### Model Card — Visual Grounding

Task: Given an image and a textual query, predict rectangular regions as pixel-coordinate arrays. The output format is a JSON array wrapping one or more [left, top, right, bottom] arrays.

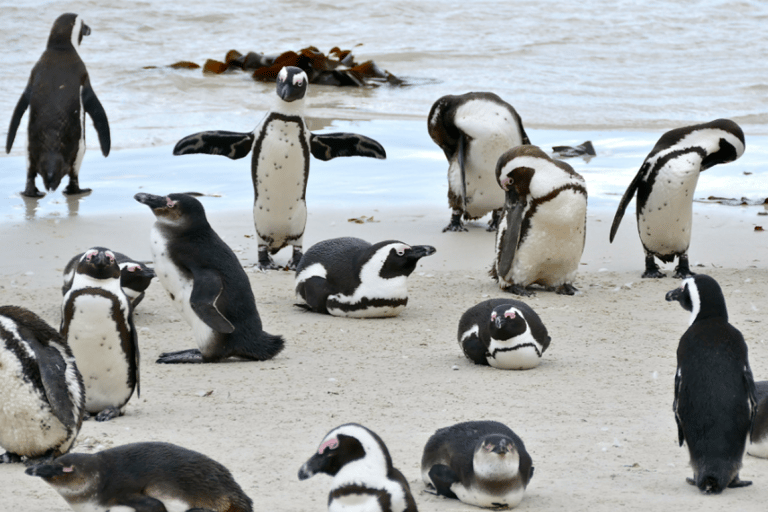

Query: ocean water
[[1, 0, 767, 221]]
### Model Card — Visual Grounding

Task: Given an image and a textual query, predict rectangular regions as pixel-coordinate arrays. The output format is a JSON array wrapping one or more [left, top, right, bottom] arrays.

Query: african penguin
[[748, 381, 768, 458], [665, 274, 757, 494], [294, 236, 436, 318], [173, 65, 386, 270], [421, 420, 534, 509], [610, 119, 745, 278], [458, 298, 551, 369], [428, 92, 531, 232], [491, 145, 587, 296], [63, 249, 156, 308], [298, 423, 418, 512], [26, 441, 253, 512], [0, 306, 84, 464], [61, 248, 139, 421], [135, 192, 285, 363], [5, 13, 110, 198]]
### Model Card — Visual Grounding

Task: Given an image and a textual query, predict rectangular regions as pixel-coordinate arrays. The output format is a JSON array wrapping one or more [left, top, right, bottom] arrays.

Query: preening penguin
[[63, 250, 155, 308], [428, 92, 531, 232], [0, 306, 84, 463], [173, 66, 386, 270], [747, 381, 768, 458], [294, 236, 436, 318], [610, 119, 745, 278], [666, 274, 757, 494], [26, 442, 253, 512], [298, 423, 418, 512], [135, 192, 285, 363], [458, 298, 550, 369], [61, 248, 139, 422], [6, 13, 110, 198], [490, 145, 587, 296], [421, 420, 534, 509]]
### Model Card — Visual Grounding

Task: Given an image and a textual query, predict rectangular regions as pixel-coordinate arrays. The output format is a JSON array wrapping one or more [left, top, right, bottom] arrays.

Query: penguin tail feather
[[293, 303, 314, 312], [244, 332, 285, 361]]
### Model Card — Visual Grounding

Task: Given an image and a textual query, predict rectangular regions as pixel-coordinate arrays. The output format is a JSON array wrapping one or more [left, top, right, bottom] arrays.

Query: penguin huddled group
[[1, 10, 766, 512]]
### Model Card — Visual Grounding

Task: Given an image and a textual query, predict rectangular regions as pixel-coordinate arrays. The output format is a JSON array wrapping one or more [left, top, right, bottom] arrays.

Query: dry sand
[[1, 203, 768, 511]]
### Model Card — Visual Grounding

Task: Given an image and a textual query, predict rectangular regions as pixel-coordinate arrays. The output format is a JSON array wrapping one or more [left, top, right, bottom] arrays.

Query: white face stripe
[[683, 277, 700, 326], [71, 16, 83, 51], [652, 128, 745, 164]]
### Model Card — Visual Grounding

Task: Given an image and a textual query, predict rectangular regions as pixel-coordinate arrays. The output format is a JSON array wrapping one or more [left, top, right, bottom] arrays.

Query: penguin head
[[665, 274, 728, 325], [474, 435, 520, 479], [48, 13, 90, 50], [76, 248, 121, 281], [490, 305, 528, 340], [699, 119, 746, 171], [298, 423, 392, 481], [26, 453, 99, 494], [134, 192, 209, 231], [495, 145, 540, 202], [276, 66, 308, 103], [374, 242, 436, 279], [120, 262, 156, 292]]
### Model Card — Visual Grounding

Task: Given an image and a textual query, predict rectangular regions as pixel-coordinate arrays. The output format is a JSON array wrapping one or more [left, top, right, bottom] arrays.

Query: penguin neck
[[272, 96, 307, 118]]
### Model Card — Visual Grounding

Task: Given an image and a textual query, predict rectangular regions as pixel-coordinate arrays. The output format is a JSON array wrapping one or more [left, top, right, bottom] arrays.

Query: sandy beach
[[1, 199, 767, 511]]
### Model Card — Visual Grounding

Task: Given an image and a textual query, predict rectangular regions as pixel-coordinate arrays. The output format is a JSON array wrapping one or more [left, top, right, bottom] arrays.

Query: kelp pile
[[164, 46, 403, 87]]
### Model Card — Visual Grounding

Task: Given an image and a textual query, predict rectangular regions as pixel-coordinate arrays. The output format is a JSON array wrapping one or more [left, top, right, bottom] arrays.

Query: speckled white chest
[[487, 327, 542, 370], [253, 116, 309, 249], [150, 225, 215, 352], [455, 452, 524, 508], [66, 499, 191, 512], [63, 280, 131, 414]]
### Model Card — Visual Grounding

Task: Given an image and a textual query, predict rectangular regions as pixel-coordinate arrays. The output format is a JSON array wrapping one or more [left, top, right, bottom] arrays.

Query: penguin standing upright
[[135, 192, 285, 363], [0, 306, 84, 463], [428, 92, 531, 232], [665, 274, 756, 494], [298, 423, 418, 512], [26, 442, 253, 512], [61, 248, 139, 421], [610, 119, 745, 278], [421, 420, 534, 508], [491, 145, 588, 296], [63, 249, 155, 308], [457, 298, 550, 369], [294, 236, 435, 318], [173, 66, 386, 270], [5, 13, 110, 197]]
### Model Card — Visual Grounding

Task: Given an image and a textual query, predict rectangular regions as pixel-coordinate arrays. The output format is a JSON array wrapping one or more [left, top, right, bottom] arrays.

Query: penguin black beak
[[493, 439, 511, 454], [25, 463, 64, 478], [82, 23, 91, 37], [298, 454, 322, 481], [665, 287, 683, 303], [134, 193, 168, 210], [407, 245, 436, 260], [494, 315, 505, 329], [277, 75, 307, 102]]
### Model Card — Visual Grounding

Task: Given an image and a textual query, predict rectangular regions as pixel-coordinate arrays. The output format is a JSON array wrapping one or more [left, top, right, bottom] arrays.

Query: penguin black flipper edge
[[6, 82, 31, 153], [27, 339, 78, 431], [497, 193, 524, 279], [428, 464, 460, 499], [609, 161, 648, 243], [189, 269, 236, 334], [130, 315, 140, 398], [173, 130, 255, 160], [81, 80, 110, 157], [309, 132, 386, 161], [674, 367, 684, 446]]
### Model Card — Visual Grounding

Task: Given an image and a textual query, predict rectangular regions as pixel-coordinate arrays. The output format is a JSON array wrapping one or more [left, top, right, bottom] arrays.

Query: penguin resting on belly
[[610, 119, 745, 278], [173, 66, 386, 271]]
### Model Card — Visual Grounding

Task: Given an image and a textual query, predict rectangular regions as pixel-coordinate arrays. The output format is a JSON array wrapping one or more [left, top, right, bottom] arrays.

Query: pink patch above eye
[[505, 311, 516, 319], [127, 265, 140, 272], [491, 312, 497, 320], [62, 466, 74, 473], [318, 438, 338, 454]]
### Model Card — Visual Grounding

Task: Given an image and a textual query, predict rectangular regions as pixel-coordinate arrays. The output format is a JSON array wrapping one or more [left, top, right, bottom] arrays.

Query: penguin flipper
[[309, 132, 386, 161], [189, 269, 236, 333], [609, 162, 648, 243], [428, 464, 459, 500], [497, 194, 524, 279], [745, 364, 758, 439], [82, 80, 111, 157], [6, 83, 31, 153], [296, 276, 331, 314], [27, 339, 78, 431], [674, 367, 685, 446], [173, 130, 255, 160], [461, 332, 491, 366], [458, 132, 467, 211], [129, 315, 140, 399]]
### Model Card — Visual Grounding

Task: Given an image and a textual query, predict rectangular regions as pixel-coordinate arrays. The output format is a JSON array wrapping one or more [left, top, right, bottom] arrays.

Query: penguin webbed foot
[[287, 247, 303, 271], [22, 451, 56, 467], [728, 475, 752, 488], [157, 348, 205, 364], [555, 283, 579, 295], [0, 451, 22, 464], [642, 255, 666, 278], [503, 284, 535, 297], [673, 255, 696, 279], [94, 406, 122, 422], [62, 184, 92, 196], [443, 212, 468, 232], [257, 248, 283, 271], [21, 186, 45, 198]]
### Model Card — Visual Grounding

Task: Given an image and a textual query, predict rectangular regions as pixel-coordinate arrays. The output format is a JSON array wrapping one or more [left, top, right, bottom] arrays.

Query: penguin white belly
[[327, 275, 408, 318], [65, 294, 131, 414], [487, 330, 541, 369], [748, 437, 768, 458], [329, 493, 384, 512], [73, 85, 86, 176], [253, 119, 308, 250], [639, 165, 700, 255], [0, 347, 67, 456], [452, 482, 525, 509], [511, 191, 586, 287], [150, 227, 215, 352]]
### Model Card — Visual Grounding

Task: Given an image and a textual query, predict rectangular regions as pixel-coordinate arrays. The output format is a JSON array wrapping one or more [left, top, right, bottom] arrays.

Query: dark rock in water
[[552, 140, 596, 158], [167, 61, 201, 69], [696, 196, 768, 206], [167, 45, 403, 87]]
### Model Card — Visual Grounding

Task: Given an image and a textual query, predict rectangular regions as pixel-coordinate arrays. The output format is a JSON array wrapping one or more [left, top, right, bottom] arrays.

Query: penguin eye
[[396, 249, 405, 256], [106, 252, 115, 263], [483, 443, 494, 452], [491, 312, 497, 321], [505, 311, 515, 319]]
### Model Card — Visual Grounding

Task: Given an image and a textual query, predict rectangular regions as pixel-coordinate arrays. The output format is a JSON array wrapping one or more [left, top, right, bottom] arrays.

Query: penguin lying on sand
[[63, 249, 155, 308], [173, 66, 386, 271], [666, 274, 756, 494], [61, 248, 139, 421], [6, 13, 110, 198], [458, 298, 550, 369], [490, 145, 587, 296], [428, 92, 531, 232], [0, 306, 84, 463], [135, 192, 285, 363], [422, 420, 534, 509], [299, 423, 418, 512], [26, 441, 253, 512], [294, 236, 436, 318], [747, 381, 768, 458], [610, 119, 745, 278]]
